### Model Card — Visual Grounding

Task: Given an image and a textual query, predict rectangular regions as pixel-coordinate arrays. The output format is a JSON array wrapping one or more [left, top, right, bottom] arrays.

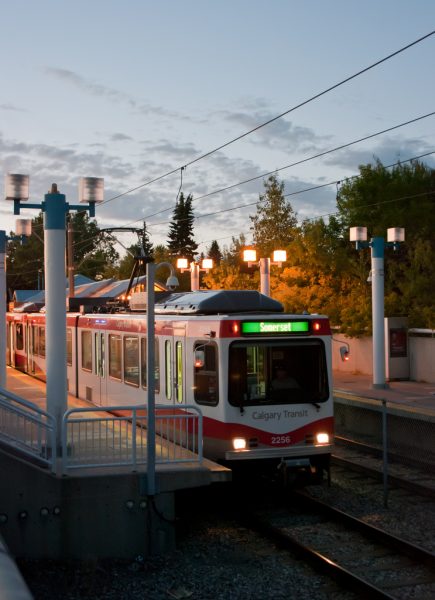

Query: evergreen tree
[[139, 221, 154, 261], [207, 240, 223, 265], [6, 211, 119, 292], [250, 175, 299, 257], [167, 193, 198, 260]]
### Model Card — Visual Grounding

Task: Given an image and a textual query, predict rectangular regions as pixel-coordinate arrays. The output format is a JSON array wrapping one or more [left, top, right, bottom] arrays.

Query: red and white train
[[6, 290, 334, 479]]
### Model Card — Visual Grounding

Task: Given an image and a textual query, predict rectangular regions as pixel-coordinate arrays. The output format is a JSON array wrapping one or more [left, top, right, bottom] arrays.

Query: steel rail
[[240, 511, 396, 600], [332, 454, 435, 500], [335, 435, 435, 473], [293, 490, 435, 569]]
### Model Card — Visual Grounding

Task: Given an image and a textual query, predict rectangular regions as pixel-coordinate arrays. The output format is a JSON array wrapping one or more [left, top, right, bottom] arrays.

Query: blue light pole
[[350, 226, 405, 389], [0, 220, 32, 387], [5, 174, 104, 455]]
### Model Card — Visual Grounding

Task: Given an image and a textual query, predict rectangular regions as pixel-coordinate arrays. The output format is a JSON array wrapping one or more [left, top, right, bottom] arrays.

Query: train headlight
[[316, 433, 330, 445], [232, 438, 247, 450]]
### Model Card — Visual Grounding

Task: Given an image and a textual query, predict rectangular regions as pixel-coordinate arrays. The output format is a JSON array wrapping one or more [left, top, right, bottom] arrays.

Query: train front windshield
[[228, 339, 328, 407]]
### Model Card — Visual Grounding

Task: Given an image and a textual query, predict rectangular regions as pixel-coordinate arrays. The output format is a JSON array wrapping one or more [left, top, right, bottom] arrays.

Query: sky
[[1, 0, 434, 260]]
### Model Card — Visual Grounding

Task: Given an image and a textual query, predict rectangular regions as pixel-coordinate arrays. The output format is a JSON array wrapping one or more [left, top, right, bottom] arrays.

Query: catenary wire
[[133, 112, 435, 225], [99, 30, 435, 208]]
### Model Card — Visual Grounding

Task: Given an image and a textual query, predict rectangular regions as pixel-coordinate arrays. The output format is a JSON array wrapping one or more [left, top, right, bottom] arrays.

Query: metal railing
[[61, 404, 203, 472], [0, 386, 56, 470]]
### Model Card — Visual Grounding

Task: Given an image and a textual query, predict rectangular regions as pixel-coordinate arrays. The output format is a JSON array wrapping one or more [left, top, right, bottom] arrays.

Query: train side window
[[16, 323, 24, 351], [66, 328, 72, 366], [38, 327, 46, 357], [165, 340, 172, 400], [81, 330, 92, 371], [124, 336, 139, 387], [109, 334, 122, 380], [194, 342, 219, 406], [141, 338, 160, 392]]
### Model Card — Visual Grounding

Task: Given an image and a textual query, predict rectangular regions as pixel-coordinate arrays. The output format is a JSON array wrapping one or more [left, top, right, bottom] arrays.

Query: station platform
[[0, 367, 231, 560], [4, 366, 231, 487], [333, 371, 435, 415]]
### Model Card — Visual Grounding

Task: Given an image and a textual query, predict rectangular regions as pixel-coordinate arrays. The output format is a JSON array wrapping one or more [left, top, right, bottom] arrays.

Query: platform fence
[[334, 396, 435, 505], [0, 386, 56, 470], [61, 404, 203, 472]]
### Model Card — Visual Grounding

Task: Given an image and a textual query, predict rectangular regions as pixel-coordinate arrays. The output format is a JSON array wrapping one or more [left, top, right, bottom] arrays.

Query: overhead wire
[[99, 30, 435, 208], [129, 113, 435, 227]]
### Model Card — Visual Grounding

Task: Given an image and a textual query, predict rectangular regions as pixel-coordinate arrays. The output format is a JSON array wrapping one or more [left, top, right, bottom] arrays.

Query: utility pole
[[67, 219, 74, 298]]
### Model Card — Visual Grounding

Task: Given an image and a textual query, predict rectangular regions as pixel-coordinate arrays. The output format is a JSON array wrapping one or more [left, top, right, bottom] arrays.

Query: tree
[[6, 212, 119, 293], [202, 234, 256, 290], [167, 193, 198, 260], [68, 212, 119, 280], [250, 175, 299, 257], [336, 159, 435, 329], [139, 221, 154, 262], [6, 213, 44, 293], [207, 240, 223, 265]]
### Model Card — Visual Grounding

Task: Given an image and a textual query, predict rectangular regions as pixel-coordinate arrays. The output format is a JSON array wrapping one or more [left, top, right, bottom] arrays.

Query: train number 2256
[[271, 435, 291, 445]]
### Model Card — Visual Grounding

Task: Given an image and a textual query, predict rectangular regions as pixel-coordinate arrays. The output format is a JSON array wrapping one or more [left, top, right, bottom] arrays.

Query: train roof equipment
[[152, 289, 284, 315]]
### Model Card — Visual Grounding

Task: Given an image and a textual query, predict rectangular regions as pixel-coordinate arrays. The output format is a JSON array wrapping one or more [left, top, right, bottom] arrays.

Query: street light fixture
[[176, 258, 213, 291], [4, 173, 104, 457], [350, 226, 405, 389], [242, 248, 287, 297], [0, 219, 32, 387]]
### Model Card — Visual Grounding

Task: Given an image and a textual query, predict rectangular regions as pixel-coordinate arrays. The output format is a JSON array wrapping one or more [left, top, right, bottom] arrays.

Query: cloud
[[323, 137, 435, 170], [110, 133, 133, 142], [141, 139, 200, 160], [44, 67, 192, 120], [0, 103, 27, 112], [214, 108, 331, 153]]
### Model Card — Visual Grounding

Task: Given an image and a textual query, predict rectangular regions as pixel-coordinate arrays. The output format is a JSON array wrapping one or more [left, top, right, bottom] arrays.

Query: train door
[[9, 322, 16, 368], [94, 331, 106, 405], [163, 333, 186, 404], [28, 324, 36, 374], [175, 339, 184, 404], [6, 321, 11, 366]]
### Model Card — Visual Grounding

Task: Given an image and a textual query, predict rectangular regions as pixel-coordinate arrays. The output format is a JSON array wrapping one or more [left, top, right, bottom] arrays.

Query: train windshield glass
[[228, 339, 328, 406]]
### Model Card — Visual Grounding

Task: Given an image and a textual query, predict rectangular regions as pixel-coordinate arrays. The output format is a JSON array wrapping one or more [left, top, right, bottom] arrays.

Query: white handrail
[[0, 386, 56, 471], [61, 404, 203, 472]]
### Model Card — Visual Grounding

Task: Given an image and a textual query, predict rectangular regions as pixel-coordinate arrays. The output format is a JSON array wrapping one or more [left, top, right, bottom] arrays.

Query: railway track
[[240, 490, 435, 599], [333, 436, 435, 500]]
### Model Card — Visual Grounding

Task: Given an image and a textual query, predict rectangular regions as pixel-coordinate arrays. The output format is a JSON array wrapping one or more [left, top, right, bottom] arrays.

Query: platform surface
[[3, 367, 231, 487], [333, 370, 435, 415]]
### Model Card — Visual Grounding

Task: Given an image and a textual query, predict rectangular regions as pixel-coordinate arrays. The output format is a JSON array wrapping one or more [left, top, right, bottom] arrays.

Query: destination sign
[[241, 321, 309, 334]]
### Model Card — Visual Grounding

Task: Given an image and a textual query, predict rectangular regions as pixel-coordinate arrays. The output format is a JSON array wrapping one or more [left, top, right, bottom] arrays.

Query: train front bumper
[[224, 443, 334, 462]]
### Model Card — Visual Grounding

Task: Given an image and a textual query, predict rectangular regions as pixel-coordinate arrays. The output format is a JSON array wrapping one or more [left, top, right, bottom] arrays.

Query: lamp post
[[243, 248, 287, 297], [176, 258, 213, 291], [145, 262, 179, 496], [350, 226, 405, 389], [0, 218, 32, 387], [5, 174, 104, 454]]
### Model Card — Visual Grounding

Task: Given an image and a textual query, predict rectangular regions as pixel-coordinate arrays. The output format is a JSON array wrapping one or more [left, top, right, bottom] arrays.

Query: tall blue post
[[0, 232, 7, 388], [371, 237, 387, 389], [146, 262, 156, 495], [44, 185, 68, 450], [7, 175, 103, 465]]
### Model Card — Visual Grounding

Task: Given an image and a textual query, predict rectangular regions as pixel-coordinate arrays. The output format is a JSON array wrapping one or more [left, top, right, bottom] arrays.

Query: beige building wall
[[332, 332, 435, 383]]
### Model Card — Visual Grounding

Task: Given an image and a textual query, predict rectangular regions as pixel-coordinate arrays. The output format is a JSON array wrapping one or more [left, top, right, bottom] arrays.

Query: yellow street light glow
[[243, 249, 257, 262], [273, 250, 287, 263], [177, 258, 189, 270], [201, 258, 213, 270]]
